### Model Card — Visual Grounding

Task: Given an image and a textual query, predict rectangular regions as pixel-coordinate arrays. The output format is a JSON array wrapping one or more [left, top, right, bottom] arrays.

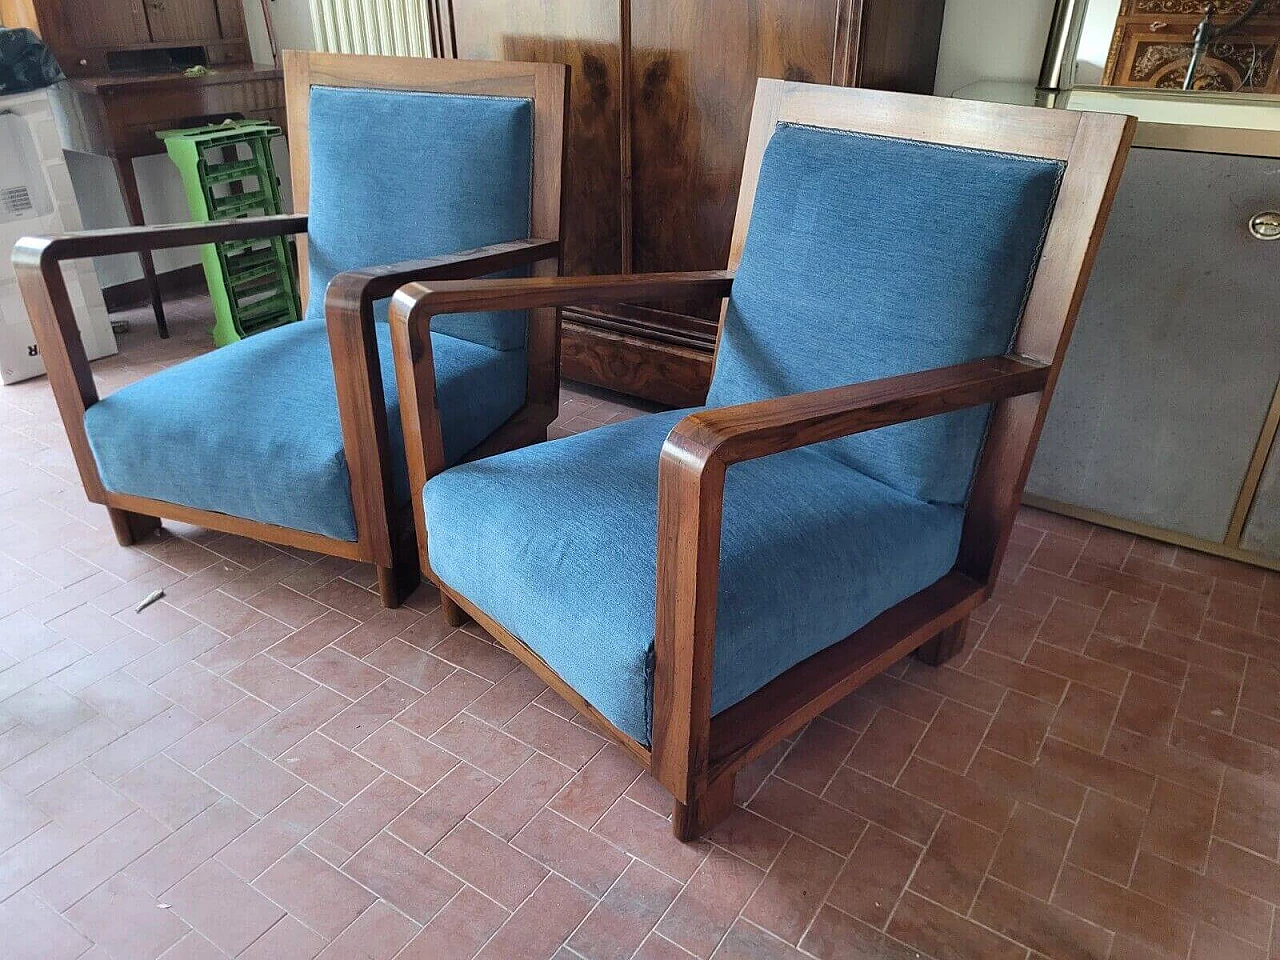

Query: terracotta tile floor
[[3, 296, 1280, 960]]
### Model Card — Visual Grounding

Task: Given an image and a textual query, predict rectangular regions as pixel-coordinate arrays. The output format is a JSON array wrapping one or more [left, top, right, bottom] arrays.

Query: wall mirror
[[1044, 0, 1279, 93]]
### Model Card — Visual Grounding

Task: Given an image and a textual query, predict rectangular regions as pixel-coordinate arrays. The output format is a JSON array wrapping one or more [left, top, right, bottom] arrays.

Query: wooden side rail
[[649, 356, 1051, 812], [322, 239, 562, 580], [388, 270, 736, 573]]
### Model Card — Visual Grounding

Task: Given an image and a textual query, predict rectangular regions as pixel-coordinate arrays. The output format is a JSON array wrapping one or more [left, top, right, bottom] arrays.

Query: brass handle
[[1250, 211, 1280, 241]]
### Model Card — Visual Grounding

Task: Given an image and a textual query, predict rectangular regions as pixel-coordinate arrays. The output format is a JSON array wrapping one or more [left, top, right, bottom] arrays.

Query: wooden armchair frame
[[390, 80, 1134, 838], [13, 51, 567, 608]]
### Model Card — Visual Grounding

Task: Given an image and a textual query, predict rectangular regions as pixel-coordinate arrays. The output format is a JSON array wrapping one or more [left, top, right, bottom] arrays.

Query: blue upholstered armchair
[[390, 81, 1134, 839], [14, 53, 567, 607]]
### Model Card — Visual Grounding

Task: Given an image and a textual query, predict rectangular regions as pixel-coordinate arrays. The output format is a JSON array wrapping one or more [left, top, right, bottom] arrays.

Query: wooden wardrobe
[[432, 0, 948, 404]]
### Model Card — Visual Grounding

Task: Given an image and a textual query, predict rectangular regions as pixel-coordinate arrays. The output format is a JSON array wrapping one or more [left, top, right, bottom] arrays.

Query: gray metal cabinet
[[1026, 145, 1280, 568]]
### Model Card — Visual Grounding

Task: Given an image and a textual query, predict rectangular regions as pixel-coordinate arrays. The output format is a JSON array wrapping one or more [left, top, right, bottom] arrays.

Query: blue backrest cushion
[[304, 85, 533, 350], [707, 122, 1064, 504]]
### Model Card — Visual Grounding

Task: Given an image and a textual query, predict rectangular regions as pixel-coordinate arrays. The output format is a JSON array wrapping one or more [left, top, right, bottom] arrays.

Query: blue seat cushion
[[709, 122, 1065, 504], [85, 319, 525, 542], [304, 85, 533, 350], [425, 410, 965, 745]]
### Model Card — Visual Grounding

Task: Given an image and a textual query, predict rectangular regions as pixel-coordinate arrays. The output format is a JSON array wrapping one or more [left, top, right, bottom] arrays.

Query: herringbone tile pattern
[[2, 298, 1280, 959]]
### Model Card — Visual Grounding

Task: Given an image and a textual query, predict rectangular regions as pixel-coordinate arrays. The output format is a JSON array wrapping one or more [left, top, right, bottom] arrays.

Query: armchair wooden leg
[[916, 618, 968, 667], [672, 772, 736, 841], [440, 592, 469, 628], [375, 530, 423, 609], [107, 507, 160, 546]]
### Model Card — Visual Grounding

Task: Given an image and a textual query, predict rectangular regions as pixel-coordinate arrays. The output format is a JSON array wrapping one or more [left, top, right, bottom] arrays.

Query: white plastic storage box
[[0, 87, 115, 385]]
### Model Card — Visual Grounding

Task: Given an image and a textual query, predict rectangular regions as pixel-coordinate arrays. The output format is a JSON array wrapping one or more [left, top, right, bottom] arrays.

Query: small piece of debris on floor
[[134, 589, 165, 613]]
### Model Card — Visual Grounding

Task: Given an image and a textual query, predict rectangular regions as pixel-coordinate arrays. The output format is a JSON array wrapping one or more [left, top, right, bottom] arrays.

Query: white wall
[[67, 1, 313, 289], [934, 0, 1059, 96]]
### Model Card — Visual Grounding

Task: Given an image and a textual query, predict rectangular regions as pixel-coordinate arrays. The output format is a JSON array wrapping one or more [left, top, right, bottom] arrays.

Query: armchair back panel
[[719, 80, 1134, 588], [282, 50, 567, 402], [304, 85, 533, 350], [708, 123, 1064, 504]]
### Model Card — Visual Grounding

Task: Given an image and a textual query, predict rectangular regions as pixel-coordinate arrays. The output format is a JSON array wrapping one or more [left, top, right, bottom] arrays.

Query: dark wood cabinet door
[[448, 1, 625, 281], [629, 0, 849, 325], [66, 0, 150, 48], [142, 0, 221, 43]]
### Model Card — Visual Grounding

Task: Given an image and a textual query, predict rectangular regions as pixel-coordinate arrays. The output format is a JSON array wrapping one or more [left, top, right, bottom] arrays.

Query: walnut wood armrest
[[649, 354, 1049, 802], [390, 270, 734, 320], [323, 238, 561, 564], [664, 355, 1050, 469], [14, 214, 308, 262], [388, 270, 735, 555], [9, 214, 309, 503]]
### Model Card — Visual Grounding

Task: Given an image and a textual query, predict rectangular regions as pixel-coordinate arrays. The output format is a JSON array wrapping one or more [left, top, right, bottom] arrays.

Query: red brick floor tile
[[1115, 673, 1181, 739], [549, 741, 643, 829], [344, 831, 461, 924], [362, 636, 455, 693], [824, 822, 918, 929], [3, 889, 94, 960], [239, 916, 327, 960], [356, 720, 457, 792], [971, 877, 1113, 960], [984, 689, 1057, 762], [512, 809, 631, 898], [801, 905, 921, 960], [1140, 778, 1216, 871], [909, 812, 1000, 913], [254, 846, 376, 939], [1052, 863, 1194, 957], [659, 847, 765, 958], [742, 834, 843, 945], [165, 859, 284, 955], [217, 785, 336, 881], [126, 798, 254, 895], [987, 800, 1074, 901], [503, 702, 606, 770], [400, 886, 509, 960], [896, 756, 1015, 833], [1050, 681, 1119, 753], [1216, 767, 1280, 858], [475, 873, 595, 960], [32, 808, 167, 910], [429, 819, 548, 910], [470, 752, 575, 841], [431, 710, 533, 780], [1067, 790, 1145, 883], [1130, 850, 1271, 947], [844, 706, 927, 782], [115, 754, 220, 830], [912, 697, 991, 774], [66, 873, 191, 959], [278, 732, 381, 803], [297, 646, 387, 701], [395, 668, 490, 737], [888, 890, 1026, 960], [1038, 736, 1156, 807], [567, 858, 683, 960], [197, 742, 302, 815], [320, 677, 420, 749], [771, 716, 860, 792], [315, 899, 418, 960], [308, 772, 420, 863]]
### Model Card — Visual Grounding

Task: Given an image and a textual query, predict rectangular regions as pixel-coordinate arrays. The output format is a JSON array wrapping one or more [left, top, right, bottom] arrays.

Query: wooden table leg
[[111, 155, 169, 338]]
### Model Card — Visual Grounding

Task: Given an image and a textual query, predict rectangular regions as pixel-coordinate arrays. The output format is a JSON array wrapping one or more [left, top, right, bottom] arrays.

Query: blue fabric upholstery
[[709, 123, 1064, 504], [85, 320, 525, 542], [425, 411, 965, 745], [304, 85, 533, 349]]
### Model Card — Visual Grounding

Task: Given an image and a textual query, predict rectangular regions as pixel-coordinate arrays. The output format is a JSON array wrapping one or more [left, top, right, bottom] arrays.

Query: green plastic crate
[[159, 120, 302, 346]]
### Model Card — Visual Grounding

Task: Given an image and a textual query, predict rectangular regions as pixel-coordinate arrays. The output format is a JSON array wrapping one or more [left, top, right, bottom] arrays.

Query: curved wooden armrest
[[389, 270, 735, 331], [662, 355, 1050, 472], [649, 354, 1049, 801], [12, 214, 308, 264], [324, 238, 561, 309], [323, 238, 561, 563]]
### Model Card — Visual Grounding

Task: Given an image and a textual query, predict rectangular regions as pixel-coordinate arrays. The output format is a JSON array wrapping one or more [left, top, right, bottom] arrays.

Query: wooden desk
[[51, 64, 285, 336]]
